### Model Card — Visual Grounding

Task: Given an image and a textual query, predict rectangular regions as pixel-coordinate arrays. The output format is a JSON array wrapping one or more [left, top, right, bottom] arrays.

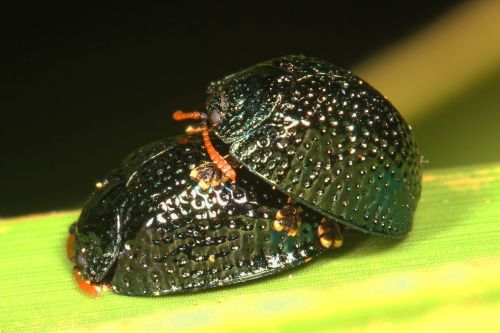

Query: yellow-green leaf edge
[[1, 163, 499, 333]]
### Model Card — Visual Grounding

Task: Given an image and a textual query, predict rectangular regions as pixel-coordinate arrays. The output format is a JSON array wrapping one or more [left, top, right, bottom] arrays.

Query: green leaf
[[1, 163, 499, 332]]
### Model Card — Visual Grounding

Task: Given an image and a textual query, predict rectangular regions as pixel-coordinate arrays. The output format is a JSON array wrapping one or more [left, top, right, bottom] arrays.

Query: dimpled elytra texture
[[72, 136, 325, 296], [72, 169, 126, 282], [207, 55, 422, 237]]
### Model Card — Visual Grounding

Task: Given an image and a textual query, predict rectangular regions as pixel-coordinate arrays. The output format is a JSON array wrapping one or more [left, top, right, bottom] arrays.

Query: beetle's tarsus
[[190, 162, 230, 190], [273, 203, 302, 236], [317, 218, 343, 249]]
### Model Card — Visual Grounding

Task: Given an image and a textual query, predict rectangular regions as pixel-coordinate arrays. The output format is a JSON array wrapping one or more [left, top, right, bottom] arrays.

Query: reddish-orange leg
[[172, 110, 236, 182], [67, 234, 103, 297], [73, 268, 102, 297], [199, 124, 236, 181]]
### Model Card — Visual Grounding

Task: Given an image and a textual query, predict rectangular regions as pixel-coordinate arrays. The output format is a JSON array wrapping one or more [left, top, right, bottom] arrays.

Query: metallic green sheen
[[71, 136, 326, 296], [206, 55, 422, 237]]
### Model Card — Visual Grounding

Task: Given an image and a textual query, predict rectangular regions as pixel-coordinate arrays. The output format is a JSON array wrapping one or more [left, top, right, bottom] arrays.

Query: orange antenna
[[172, 110, 236, 182], [201, 125, 236, 181], [172, 110, 204, 121]]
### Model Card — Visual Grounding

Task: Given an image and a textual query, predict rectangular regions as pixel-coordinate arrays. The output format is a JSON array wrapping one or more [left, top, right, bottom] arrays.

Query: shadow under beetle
[[68, 55, 421, 296]]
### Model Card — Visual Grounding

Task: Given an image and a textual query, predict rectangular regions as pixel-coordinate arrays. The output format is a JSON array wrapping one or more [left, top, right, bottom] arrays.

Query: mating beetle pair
[[68, 55, 422, 296]]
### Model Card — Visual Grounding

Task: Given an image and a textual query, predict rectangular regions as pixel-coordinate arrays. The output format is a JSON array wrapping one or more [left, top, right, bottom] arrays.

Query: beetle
[[174, 55, 422, 238], [68, 136, 341, 296], [69, 55, 421, 296]]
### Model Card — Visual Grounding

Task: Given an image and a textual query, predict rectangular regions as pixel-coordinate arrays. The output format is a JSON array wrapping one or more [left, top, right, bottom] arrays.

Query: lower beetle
[[68, 136, 342, 296]]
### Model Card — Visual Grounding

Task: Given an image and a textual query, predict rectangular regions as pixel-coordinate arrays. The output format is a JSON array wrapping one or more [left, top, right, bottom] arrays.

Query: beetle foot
[[190, 162, 229, 191], [273, 204, 302, 236], [72, 267, 105, 297], [173, 110, 238, 182], [317, 218, 343, 249]]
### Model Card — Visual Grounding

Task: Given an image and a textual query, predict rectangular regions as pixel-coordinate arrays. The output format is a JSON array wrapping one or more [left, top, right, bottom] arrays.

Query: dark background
[[1, 1, 463, 217]]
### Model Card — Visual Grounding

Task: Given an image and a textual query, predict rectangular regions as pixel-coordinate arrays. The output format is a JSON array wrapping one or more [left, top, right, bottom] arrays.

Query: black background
[[1, 1, 462, 216]]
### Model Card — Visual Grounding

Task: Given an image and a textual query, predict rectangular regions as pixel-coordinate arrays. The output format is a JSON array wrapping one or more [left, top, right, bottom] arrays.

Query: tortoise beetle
[[68, 136, 338, 296], [69, 55, 422, 296], [174, 55, 422, 238]]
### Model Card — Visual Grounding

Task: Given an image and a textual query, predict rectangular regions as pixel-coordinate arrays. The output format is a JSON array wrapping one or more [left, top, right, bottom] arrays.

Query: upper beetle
[[174, 55, 422, 238]]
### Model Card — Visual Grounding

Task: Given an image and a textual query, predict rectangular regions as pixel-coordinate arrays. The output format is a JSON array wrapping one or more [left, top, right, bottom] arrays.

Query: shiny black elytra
[[205, 55, 422, 237], [70, 137, 326, 296], [70, 55, 422, 296]]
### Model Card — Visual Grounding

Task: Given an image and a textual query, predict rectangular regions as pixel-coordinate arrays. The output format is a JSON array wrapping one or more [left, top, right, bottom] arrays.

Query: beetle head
[[205, 60, 288, 144], [205, 55, 335, 144]]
